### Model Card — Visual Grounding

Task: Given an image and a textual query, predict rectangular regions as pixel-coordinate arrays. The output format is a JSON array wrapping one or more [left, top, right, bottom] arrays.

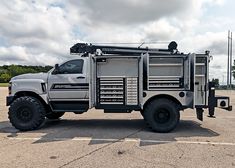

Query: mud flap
[[196, 108, 204, 121]]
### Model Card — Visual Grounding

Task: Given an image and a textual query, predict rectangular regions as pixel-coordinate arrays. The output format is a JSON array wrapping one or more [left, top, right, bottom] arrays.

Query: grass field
[[0, 83, 8, 87]]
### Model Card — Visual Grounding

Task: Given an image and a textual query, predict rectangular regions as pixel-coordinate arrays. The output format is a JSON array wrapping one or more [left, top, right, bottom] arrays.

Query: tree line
[[0, 65, 53, 83]]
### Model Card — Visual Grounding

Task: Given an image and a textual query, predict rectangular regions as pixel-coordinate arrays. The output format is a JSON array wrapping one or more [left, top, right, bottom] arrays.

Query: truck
[[6, 41, 232, 132]]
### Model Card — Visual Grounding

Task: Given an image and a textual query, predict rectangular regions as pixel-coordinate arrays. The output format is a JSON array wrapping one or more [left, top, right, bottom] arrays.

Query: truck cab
[[46, 58, 90, 113], [48, 58, 89, 100]]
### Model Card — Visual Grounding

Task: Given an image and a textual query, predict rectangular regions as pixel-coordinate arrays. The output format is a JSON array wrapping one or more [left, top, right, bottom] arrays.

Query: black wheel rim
[[154, 108, 170, 124], [17, 106, 33, 122]]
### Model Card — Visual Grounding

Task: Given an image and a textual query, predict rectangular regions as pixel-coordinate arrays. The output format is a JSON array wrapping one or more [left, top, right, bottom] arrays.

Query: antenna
[[138, 42, 145, 48]]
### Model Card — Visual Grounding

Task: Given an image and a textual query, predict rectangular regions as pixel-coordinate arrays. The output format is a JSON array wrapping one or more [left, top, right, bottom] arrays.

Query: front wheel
[[143, 98, 180, 133], [8, 96, 46, 131]]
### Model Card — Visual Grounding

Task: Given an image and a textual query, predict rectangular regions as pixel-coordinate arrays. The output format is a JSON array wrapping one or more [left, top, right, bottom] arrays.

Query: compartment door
[[194, 55, 207, 106]]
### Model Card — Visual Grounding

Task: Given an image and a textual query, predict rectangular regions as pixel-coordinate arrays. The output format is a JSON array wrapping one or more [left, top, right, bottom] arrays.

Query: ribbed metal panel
[[99, 78, 124, 104], [126, 78, 138, 105]]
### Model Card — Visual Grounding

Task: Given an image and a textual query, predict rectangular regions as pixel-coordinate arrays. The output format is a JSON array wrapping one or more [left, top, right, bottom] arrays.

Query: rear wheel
[[143, 98, 180, 133], [8, 96, 46, 131], [46, 112, 65, 119]]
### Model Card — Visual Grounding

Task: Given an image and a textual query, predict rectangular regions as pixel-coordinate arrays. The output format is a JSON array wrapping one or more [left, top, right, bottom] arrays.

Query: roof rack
[[70, 41, 178, 56]]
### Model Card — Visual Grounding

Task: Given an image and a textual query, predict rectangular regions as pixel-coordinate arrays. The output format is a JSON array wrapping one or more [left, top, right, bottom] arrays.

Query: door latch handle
[[77, 76, 85, 79]]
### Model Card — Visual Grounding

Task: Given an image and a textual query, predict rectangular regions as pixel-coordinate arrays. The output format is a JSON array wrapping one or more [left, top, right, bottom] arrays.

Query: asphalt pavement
[[0, 87, 235, 168]]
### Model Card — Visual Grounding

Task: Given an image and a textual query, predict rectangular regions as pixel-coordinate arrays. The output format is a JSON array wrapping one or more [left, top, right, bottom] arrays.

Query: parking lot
[[0, 87, 235, 168]]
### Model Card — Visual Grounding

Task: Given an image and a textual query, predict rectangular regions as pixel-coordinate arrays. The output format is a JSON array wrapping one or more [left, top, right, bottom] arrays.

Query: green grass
[[0, 83, 8, 87]]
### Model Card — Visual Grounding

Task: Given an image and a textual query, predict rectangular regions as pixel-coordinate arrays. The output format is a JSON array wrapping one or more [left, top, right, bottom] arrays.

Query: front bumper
[[6, 96, 14, 106]]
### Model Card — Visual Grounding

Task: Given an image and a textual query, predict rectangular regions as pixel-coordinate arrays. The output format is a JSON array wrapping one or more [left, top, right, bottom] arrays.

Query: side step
[[50, 101, 89, 113]]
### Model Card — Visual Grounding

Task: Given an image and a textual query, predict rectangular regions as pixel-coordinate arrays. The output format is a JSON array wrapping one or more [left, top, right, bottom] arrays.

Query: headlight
[[8, 82, 12, 95]]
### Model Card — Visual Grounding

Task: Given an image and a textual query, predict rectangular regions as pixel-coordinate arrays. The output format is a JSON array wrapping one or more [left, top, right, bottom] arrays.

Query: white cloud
[[204, 0, 225, 5], [0, 45, 62, 65], [0, 0, 76, 65], [69, 0, 193, 24], [0, 46, 29, 62], [0, 0, 234, 85], [143, 19, 180, 41]]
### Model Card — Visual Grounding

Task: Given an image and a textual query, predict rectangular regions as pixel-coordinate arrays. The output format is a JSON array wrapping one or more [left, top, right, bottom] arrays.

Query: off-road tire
[[8, 96, 46, 131], [143, 98, 180, 133], [46, 112, 65, 119]]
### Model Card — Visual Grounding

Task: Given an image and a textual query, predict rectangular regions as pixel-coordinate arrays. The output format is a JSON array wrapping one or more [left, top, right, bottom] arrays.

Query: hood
[[11, 73, 48, 81]]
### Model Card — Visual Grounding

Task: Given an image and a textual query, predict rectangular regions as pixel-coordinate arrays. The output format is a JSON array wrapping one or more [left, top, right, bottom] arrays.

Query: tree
[[0, 65, 53, 83], [0, 73, 11, 83]]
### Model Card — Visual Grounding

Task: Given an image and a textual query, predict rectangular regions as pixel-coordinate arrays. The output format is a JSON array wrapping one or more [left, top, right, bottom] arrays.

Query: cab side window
[[59, 59, 84, 74]]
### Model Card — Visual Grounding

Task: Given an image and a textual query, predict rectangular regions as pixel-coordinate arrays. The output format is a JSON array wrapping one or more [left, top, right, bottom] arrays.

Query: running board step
[[50, 101, 89, 112]]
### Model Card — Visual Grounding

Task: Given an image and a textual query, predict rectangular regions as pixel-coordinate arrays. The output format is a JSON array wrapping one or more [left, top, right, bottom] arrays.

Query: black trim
[[190, 55, 195, 92], [143, 89, 191, 92], [6, 96, 14, 106], [208, 82, 216, 117], [70, 42, 177, 55], [50, 101, 89, 112], [196, 108, 204, 121], [123, 78, 126, 105], [143, 55, 148, 90], [55, 59, 84, 74], [96, 78, 100, 105], [51, 83, 89, 91], [195, 105, 208, 109], [96, 104, 141, 112], [41, 83, 46, 93]]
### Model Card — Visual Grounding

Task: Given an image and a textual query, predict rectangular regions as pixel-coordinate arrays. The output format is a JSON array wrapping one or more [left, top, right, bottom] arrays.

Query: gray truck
[[6, 42, 232, 132]]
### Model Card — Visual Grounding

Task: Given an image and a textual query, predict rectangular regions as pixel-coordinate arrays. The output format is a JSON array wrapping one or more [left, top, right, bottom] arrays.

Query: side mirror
[[52, 64, 60, 74]]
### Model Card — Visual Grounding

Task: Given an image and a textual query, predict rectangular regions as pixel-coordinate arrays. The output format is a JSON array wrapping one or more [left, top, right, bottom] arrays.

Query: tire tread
[[143, 98, 180, 133], [8, 96, 45, 131]]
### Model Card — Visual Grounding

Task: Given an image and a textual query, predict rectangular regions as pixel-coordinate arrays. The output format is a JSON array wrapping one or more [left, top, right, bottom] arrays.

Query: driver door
[[48, 59, 88, 100]]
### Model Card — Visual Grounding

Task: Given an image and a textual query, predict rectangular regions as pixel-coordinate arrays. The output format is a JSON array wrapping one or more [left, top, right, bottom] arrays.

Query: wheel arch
[[143, 94, 183, 110], [14, 91, 49, 109]]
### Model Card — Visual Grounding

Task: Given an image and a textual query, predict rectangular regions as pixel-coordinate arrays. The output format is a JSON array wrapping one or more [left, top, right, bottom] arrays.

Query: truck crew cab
[[6, 42, 232, 132]]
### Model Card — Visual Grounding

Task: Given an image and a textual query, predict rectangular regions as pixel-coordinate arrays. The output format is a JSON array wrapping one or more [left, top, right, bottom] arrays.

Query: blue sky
[[0, 0, 234, 83], [204, 0, 234, 18]]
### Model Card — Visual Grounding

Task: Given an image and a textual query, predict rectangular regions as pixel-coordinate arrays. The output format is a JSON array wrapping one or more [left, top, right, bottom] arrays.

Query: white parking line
[[183, 116, 235, 119], [7, 137, 235, 146]]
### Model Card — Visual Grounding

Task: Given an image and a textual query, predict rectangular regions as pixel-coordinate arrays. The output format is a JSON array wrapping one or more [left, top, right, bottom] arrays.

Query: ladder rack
[[70, 41, 178, 55]]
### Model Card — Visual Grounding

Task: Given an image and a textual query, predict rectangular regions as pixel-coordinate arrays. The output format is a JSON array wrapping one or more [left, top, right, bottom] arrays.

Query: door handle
[[77, 76, 85, 79]]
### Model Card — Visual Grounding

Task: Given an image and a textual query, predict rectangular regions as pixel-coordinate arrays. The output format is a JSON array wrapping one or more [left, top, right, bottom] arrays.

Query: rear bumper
[[207, 82, 232, 118], [214, 96, 232, 111], [224, 105, 232, 111], [6, 96, 14, 106], [196, 95, 232, 121]]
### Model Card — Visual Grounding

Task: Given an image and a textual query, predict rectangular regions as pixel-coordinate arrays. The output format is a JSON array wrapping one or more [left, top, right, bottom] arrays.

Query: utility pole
[[227, 30, 230, 88], [230, 32, 233, 88], [227, 30, 233, 88]]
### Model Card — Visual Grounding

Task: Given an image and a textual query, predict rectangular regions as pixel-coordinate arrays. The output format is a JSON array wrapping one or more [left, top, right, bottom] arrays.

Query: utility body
[[6, 42, 232, 132]]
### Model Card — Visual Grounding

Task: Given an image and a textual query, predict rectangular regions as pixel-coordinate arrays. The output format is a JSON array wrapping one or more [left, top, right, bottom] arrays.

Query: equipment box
[[94, 56, 143, 111]]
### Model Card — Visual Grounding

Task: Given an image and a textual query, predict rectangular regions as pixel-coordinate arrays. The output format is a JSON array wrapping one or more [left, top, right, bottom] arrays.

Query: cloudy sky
[[0, 0, 234, 83]]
